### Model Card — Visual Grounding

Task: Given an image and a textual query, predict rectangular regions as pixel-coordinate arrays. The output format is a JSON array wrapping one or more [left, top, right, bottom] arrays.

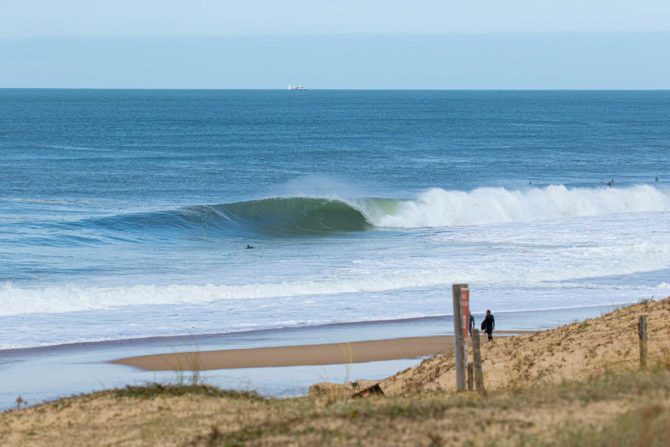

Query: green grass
[[106, 383, 263, 401]]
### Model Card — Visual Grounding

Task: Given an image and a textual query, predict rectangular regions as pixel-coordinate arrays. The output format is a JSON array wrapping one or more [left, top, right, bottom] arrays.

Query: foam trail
[[364, 185, 670, 227], [2, 278, 457, 316], [3, 259, 670, 317]]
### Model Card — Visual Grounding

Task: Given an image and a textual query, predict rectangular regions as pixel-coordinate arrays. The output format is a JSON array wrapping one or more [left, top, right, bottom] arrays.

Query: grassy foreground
[[1, 368, 669, 446], [1, 298, 669, 446]]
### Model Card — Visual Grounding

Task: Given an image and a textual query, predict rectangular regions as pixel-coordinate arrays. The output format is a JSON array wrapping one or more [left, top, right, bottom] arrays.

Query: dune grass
[[4, 366, 666, 446], [168, 366, 670, 446]]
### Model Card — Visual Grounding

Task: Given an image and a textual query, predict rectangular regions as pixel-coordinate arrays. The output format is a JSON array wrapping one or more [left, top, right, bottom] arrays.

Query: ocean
[[1, 89, 669, 350]]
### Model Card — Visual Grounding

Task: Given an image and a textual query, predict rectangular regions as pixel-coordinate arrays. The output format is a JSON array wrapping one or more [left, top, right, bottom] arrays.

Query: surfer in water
[[246, 244, 255, 249]]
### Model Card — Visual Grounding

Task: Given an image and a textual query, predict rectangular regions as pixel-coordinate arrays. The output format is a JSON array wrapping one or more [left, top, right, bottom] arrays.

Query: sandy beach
[[3, 310, 572, 410], [112, 331, 528, 371], [112, 336, 453, 371]]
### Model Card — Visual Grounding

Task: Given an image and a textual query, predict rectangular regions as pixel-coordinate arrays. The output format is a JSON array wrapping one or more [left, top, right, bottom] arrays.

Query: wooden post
[[452, 284, 467, 391], [472, 328, 486, 394], [467, 362, 474, 391], [461, 288, 470, 344], [638, 315, 648, 370]]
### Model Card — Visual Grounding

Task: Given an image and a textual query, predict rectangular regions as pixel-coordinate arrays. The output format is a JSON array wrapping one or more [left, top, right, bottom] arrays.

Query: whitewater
[[364, 184, 670, 227], [2, 89, 669, 349]]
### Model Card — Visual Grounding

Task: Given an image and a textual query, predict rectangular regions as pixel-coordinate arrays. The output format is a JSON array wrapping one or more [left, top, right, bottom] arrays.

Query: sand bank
[[113, 331, 528, 371]]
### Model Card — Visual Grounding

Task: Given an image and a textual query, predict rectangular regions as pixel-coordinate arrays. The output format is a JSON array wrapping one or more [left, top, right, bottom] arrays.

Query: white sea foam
[[2, 257, 669, 317], [360, 185, 670, 227], [0, 278, 459, 316]]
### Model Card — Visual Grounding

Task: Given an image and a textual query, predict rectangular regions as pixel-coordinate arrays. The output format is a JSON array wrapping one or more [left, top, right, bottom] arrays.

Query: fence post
[[638, 315, 648, 370], [472, 328, 486, 394], [452, 284, 467, 391], [467, 362, 474, 391]]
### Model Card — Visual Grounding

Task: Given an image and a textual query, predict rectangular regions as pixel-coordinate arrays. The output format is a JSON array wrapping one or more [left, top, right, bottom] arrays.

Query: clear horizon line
[[2, 87, 670, 92]]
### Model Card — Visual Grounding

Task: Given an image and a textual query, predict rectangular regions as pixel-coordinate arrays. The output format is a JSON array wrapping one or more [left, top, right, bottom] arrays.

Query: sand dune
[[380, 297, 670, 396]]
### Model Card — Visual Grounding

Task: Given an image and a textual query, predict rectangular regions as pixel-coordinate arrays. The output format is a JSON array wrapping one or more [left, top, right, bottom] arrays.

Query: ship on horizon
[[287, 84, 305, 90]]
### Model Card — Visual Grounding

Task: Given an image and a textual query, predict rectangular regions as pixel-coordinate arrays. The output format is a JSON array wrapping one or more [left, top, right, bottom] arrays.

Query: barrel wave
[[79, 185, 670, 240], [90, 197, 372, 237], [215, 197, 371, 234]]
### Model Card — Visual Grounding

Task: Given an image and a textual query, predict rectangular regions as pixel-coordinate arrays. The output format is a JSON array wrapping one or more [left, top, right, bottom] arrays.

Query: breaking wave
[[67, 184, 670, 238], [88, 197, 372, 236], [370, 184, 670, 228]]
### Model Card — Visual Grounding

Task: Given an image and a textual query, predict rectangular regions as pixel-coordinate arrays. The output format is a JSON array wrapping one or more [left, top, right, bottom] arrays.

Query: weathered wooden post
[[472, 328, 486, 394], [638, 315, 648, 370], [452, 283, 468, 391], [467, 362, 474, 391]]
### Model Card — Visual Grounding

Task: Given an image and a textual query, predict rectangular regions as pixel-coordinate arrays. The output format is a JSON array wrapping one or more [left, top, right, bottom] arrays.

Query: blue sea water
[[1, 89, 669, 349]]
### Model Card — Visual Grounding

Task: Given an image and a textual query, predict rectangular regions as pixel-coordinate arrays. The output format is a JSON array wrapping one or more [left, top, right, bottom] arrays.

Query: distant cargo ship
[[287, 84, 305, 90]]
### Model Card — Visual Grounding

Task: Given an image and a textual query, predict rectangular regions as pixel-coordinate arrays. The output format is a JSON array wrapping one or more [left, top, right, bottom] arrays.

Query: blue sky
[[2, 0, 670, 37], [1, 1, 669, 88]]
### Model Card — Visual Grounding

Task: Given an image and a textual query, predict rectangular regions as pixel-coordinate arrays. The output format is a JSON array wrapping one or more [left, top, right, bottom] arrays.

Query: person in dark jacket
[[481, 309, 495, 342], [469, 313, 476, 337]]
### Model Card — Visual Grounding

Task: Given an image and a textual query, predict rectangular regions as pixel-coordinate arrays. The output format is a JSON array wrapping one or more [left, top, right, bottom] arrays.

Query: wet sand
[[113, 331, 529, 371]]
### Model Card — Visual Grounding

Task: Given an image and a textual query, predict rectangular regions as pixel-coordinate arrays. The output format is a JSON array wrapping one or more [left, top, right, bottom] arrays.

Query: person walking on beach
[[469, 313, 475, 337], [481, 309, 495, 342]]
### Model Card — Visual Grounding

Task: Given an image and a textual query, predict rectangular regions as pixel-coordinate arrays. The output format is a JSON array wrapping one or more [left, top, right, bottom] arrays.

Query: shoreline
[[0, 302, 621, 354], [0, 314, 469, 354], [0, 304, 619, 410]]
